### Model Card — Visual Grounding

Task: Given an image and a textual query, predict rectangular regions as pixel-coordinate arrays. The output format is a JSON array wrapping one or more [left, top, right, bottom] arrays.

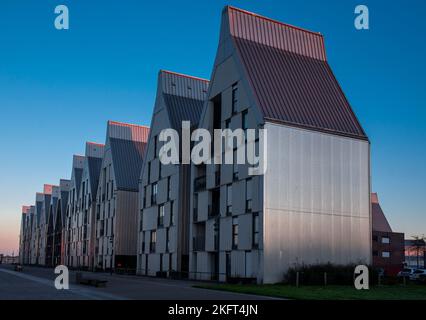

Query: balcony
[[208, 204, 220, 218], [194, 176, 206, 193], [193, 208, 198, 223], [193, 235, 205, 251]]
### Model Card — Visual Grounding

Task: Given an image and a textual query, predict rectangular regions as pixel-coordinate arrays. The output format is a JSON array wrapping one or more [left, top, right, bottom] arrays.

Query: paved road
[[0, 265, 277, 300]]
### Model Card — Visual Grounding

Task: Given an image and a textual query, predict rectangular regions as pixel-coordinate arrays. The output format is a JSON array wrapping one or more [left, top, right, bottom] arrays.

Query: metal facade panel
[[109, 138, 147, 191], [163, 94, 204, 130], [263, 122, 371, 283], [161, 70, 209, 100], [107, 121, 150, 142], [85, 142, 105, 158]]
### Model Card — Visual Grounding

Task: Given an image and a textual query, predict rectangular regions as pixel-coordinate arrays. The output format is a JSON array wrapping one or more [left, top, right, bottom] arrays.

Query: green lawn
[[195, 283, 426, 300]]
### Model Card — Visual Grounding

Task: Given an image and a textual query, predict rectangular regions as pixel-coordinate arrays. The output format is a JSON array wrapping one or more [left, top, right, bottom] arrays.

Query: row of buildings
[[17, 6, 406, 283]]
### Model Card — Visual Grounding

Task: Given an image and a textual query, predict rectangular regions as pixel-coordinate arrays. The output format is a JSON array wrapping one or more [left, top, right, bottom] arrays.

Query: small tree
[[411, 235, 426, 268]]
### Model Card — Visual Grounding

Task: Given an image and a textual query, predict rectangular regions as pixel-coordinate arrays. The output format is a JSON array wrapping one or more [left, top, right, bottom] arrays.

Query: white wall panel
[[263, 123, 371, 284]]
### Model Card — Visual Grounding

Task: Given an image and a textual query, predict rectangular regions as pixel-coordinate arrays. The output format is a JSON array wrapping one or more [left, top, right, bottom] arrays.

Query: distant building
[[405, 239, 426, 269], [0, 255, 19, 264], [64, 155, 85, 268], [95, 121, 149, 271], [371, 193, 404, 275], [137, 70, 208, 277]]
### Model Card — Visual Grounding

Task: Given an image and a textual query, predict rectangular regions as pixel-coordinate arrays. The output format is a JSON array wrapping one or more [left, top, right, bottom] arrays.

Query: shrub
[[283, 263, 380, 286]]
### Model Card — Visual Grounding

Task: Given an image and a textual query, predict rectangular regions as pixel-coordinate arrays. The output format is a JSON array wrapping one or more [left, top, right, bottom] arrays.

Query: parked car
[[410, 269, 426, 281], [397, 268, 416, 278]]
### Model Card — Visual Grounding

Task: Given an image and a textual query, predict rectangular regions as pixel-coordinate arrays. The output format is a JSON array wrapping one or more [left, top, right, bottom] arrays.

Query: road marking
[[0, 268, 126, 300]]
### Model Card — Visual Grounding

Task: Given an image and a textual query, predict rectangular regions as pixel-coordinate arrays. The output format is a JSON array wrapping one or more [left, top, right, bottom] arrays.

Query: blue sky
[[0, 0, 425, 254]]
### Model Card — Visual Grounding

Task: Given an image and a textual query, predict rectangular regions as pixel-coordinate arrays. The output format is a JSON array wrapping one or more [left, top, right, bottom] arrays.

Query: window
[[232, 84, 238, 114], [150, 231, 156, 253], [242, 110, 248, 131], [232, 217, 238, 249], [151, 183, 158, 204], [226, 185, 232, 216], [253, 213, 259, 247], [246, 178, 253, 212], [382, 251, 390, 258], [233, 149, 239, 181], [167, 177, 171, 200], [159, 162, 162, 179], [166, 228, 170, 252], [141, 231, 145, 252], [170, 201, 174, 226], [143, 186, 147, 208], [382, 237, 390, 244], [148, 162, 151, 183], [158, 204, 165, 227], [154, 135, 158, 158], [139, 210, 143, 231]]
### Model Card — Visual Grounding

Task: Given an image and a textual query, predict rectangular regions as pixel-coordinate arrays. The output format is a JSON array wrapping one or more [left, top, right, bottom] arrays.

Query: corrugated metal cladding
[[108, 121, 150, 142], [74, 168, 83, 194], [72, 155, 85, 169], [163, 94, 204, 130], [109, 138, 147, 192], [43, 194, 52, 222], [226, 7, 367, 140], [87, 157, 103, 198], [228, 6, 326, 61], [161, 71, 209, 100], [85, 142, 105, 158]]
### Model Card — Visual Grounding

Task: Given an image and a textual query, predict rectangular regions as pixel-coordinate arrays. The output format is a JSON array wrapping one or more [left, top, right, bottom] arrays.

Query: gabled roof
[[70, 155, 85, 195], [371, 193, 393, 233], [109, 138, 147, 191], [106, 121, 149, 192], [221, 6, 367, 140], [35, 193, 44, 227], [55, 179, 70, 227], [159, 70, 208, 130], [85, 142, 105, 199]]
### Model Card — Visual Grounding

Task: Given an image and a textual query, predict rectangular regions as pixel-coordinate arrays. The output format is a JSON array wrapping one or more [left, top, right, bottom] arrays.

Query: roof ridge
[[86, 141, 105, 147], [227, 6, 322, 37], [108, 120, 150, 129], [161, 70, 210, 83]]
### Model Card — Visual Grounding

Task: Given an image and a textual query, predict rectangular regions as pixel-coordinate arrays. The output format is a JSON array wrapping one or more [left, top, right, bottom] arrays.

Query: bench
[[14, 265, 23, 272], [75, 272, 108, 288]]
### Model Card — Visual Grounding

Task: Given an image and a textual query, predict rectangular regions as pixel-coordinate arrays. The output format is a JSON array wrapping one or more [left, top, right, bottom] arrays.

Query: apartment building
[[64, 155, 85, 267], [19, 206, 31, 265], [188, 6, 371, 284], [45, 186, 60, 267], [73, 142, 104, 270], [137, 70, 208, 277], [37, 184, 54, 266], [54, 179, 71, 266], [95, 121, 149, 271], [30, 193, 43, 264], [371, 193, 404, 275]]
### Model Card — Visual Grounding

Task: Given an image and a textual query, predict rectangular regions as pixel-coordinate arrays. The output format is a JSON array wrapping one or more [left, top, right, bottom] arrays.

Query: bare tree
[[411, 235, 426, 268]]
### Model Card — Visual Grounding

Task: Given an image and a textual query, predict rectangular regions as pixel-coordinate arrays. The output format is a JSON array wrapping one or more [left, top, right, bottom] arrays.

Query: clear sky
[[0, 0, 425, 255]]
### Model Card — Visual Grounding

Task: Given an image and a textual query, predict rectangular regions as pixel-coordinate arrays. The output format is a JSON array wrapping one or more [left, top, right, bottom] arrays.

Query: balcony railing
[[193, 235, 205, 251], [194, 176, 206, 193]]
